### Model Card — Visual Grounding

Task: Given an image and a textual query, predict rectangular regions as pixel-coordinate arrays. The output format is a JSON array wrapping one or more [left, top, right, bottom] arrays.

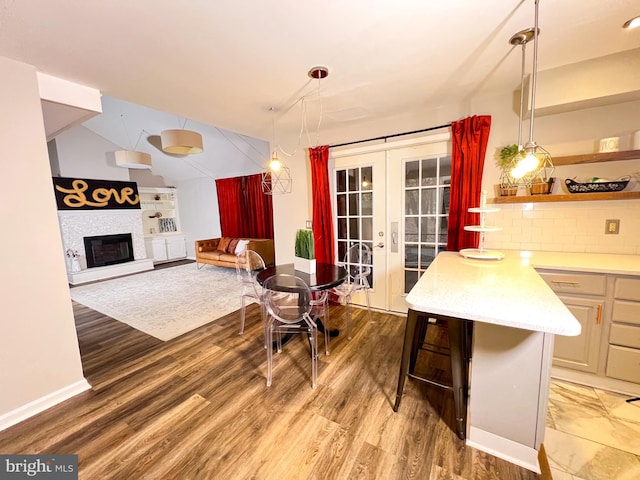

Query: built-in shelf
[[493, 191, 640, 204], [553, 149, 640, 166]]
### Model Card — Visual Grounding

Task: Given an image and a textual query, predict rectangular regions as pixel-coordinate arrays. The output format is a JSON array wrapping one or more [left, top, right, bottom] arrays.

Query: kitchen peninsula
[[395, 251, 581, 473]]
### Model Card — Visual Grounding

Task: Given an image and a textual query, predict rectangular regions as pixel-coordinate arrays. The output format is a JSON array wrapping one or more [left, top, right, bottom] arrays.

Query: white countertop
[[405, 251, 582, 336], [524, 251, 640, 276]]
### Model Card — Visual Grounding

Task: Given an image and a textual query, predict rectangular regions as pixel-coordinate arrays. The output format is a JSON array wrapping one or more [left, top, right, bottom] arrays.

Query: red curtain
[[244, 174, 274, 239], [215, 174, 274, 239], [446, 115, 492, 251], [216, 177, 244, 238], [309, 145, 335, 264]]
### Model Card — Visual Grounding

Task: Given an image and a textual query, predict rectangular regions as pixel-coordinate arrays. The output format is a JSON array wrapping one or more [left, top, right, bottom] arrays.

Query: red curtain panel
[[215, 176, 245, 237], [309, 145, 335, 264], [244, 173, 274, 239], [447, 115, 492, 251], [216, 174, 274, 239]]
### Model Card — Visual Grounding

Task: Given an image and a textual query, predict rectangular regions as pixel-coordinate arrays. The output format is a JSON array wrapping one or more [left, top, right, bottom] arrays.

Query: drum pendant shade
[[115, 150, 152, 169], [160, 129, 203, 154]]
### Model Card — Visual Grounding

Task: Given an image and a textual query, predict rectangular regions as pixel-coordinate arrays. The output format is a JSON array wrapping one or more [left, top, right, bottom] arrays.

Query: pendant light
[[262, 107, 292, 195], [507, 0, 554, 188], [500, 28, 534, 188], [160, 118, 203, 154], [115, 114, 152, 169]]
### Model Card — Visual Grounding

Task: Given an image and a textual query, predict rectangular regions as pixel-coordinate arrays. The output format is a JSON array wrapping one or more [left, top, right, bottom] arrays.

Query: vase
[[71, 257, 81, 273], [294, 256, 316, 274]]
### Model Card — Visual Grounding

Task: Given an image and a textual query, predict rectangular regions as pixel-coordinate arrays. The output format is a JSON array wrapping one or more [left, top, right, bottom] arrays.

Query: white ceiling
[[1, 0, 639, 145]]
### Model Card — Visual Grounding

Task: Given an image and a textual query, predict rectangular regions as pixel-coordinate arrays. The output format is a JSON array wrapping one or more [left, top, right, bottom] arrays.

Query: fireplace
[[84, 233, 134, 268]]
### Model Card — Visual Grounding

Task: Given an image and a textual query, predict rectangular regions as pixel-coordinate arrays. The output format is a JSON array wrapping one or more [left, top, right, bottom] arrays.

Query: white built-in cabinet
[[138, 187, 186, 263], [537, 268, 640, 395]]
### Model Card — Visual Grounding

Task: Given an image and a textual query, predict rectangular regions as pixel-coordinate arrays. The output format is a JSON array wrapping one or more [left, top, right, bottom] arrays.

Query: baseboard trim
[[467, 426, 541, 474], [0, 378, 91, 432]]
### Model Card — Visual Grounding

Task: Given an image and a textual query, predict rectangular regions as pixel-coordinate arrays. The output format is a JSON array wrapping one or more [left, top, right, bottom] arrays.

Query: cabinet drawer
[[606, 345, 640, 384], [612, 300, 640, 326], [609, 324, 640, 349], [537, 271, 606, 296], [614, 277, 640, 301]]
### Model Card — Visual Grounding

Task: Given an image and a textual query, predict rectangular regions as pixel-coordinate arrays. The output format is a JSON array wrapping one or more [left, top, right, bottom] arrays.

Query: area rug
[[70, 264, 250, 341]]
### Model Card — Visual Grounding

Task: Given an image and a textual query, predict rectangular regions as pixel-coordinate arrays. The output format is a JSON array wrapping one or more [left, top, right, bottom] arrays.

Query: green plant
[[294, 229, 315, 260], [497, 144, 520, 169]]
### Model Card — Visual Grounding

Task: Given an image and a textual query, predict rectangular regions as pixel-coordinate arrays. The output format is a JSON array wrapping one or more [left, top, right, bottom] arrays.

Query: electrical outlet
[[305, 220, 312, 229], [605, 219, 620, 235]]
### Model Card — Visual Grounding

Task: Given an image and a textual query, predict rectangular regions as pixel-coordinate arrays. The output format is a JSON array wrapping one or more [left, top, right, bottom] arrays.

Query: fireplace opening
[[84, 233, 134, 268]]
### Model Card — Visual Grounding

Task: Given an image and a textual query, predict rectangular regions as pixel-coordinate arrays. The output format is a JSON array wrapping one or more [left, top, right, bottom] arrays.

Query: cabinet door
[[146, 238, 168, 262], [166, 236, 186, 260], [553, 295, 603, 373]]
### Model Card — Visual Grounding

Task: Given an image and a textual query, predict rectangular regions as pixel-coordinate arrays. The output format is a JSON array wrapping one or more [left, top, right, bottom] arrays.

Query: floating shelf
[[493, 191, 640, 204], [553, 149, 640, 166]]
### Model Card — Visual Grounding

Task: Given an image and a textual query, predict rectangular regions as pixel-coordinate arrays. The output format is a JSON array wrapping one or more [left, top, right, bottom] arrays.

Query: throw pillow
[[235, 239, 250, 254], [217, 237, 232, 252], [227, 238, 239, 254]]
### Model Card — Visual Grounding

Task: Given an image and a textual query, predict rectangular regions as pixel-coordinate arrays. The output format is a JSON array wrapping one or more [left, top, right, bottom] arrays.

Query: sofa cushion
[[217, 252, 238, 264], [227, 238, 239, 254], [218, 237, 232, 252], [197, 250, 223, 261], [235, 239, 250, 254]]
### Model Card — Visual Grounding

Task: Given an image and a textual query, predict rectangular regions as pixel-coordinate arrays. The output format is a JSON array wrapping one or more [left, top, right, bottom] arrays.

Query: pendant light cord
[[528, 0, 540, 145], [518, 41, 527, 148]]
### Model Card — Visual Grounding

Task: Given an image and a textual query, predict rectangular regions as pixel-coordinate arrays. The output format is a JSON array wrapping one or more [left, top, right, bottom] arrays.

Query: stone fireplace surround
[[58, 209, 153, 284]]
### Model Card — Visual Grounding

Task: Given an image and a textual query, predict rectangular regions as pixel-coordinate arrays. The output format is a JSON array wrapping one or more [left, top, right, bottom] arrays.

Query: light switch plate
[[605, 219, 620, 235]]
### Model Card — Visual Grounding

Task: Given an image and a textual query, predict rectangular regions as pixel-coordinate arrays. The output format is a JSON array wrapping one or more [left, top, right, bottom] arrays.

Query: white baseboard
[[0, 378, 92, 432], [467, 426, 541, 474]]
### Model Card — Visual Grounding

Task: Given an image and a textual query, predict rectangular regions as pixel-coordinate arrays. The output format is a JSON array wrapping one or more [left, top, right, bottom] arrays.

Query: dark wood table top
[[256, 263, 347, 291]]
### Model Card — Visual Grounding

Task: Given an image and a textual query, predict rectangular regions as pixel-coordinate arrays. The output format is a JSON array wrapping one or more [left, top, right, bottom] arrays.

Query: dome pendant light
[[160, 128, 203, 154], [506, 0, 554, 189]]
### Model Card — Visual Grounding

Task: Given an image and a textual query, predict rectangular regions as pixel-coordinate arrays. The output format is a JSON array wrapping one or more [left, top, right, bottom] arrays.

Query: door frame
[[331, 132, 451, 313]]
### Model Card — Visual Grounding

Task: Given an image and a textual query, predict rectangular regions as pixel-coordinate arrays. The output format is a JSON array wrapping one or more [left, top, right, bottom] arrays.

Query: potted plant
[[496, 144, 520, 196], [294, 229, 316, 274]]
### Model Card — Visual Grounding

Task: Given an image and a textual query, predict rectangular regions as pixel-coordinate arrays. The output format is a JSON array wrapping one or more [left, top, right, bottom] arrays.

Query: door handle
[[374, 242, 384, 248]]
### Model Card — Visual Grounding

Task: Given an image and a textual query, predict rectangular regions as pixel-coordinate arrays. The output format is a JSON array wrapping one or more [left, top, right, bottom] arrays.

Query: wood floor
[[0, 291, 540, 479]]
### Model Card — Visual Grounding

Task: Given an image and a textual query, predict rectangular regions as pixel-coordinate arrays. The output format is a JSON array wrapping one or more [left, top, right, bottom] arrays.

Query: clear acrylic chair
[[310, 290, 331, 355], [235, 249, 267, 335], [330, 242, 373, 339], [263, 274, 319, 389]]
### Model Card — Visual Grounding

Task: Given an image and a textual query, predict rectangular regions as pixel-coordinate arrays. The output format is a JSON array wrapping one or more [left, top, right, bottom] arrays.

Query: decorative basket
[[565, 176, 630, 194]]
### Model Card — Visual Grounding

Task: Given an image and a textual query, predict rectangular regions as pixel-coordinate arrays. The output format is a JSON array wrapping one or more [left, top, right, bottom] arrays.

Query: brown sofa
[[194, 237, 275, 269]]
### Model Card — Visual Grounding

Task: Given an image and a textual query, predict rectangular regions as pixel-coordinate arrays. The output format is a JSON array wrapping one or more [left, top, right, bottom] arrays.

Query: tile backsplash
[[484, 199, 640, 255]]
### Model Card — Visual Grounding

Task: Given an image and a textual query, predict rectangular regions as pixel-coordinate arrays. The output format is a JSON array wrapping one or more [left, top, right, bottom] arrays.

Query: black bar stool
[[393, 309, 472, 440]]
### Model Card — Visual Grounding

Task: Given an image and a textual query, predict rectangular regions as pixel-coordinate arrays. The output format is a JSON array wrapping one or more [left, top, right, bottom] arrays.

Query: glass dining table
[[255, 262, 347, 291], [256, 262, 348, 341]]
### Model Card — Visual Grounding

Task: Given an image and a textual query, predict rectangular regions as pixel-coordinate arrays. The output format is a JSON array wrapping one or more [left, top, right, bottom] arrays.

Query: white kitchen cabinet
[[606, 277, 640, 383], [537, 270, 605, 374], [552, 296, 603, 373], [144, 235, 186, 263]]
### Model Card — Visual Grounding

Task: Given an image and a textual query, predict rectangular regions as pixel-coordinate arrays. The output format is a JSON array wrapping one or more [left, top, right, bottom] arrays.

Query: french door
[[332, 134, 450, 314]]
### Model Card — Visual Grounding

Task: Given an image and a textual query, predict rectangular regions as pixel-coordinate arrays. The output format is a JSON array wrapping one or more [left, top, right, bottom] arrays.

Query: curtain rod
[[329, 123, 451, 149]]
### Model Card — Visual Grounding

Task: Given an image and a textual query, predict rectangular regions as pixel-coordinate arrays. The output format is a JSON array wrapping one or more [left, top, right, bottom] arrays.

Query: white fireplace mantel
[[58, 209, 153, 283]]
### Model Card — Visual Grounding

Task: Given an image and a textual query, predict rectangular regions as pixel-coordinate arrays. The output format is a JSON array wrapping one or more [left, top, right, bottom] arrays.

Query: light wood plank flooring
[[0, 291, 540, 479]]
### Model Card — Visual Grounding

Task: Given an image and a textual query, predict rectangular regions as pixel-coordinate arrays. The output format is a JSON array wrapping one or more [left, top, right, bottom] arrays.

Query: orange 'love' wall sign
[[52, 177, 141, 210]]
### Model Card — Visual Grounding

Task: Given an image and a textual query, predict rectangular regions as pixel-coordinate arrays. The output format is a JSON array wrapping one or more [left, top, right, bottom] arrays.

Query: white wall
[[0, 56, 87, 429], [56, 125, 130, 181], [176, 177, 222, 258]]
